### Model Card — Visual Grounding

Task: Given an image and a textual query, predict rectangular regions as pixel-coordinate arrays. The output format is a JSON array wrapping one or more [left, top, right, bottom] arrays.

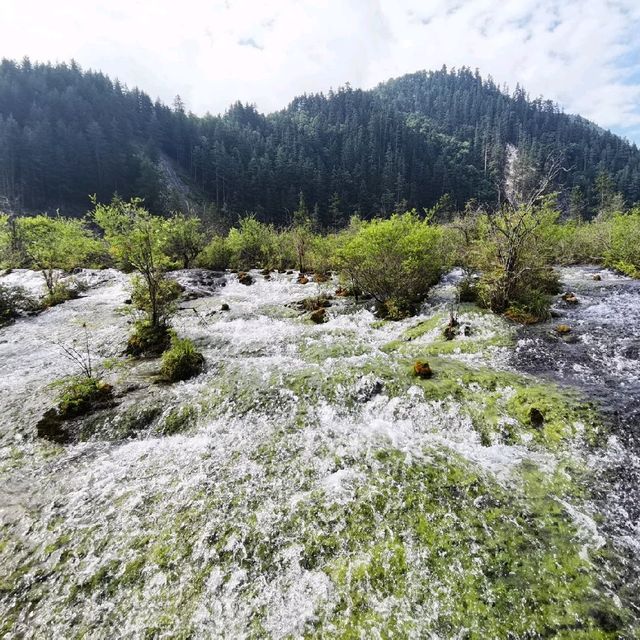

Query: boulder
[[555, 324, 571, 335], [297, 276, 309, 285], [220, 303, 230, 311], [314, 273, 330, 283], [238, 272, 254, 286], [529, 407, 545, 429], [592, 274, 602, 281], [561, 292, 579, 305], [413, 360, 433, 379], [310, 308, 327, 323], [335, 287, 349, 297]]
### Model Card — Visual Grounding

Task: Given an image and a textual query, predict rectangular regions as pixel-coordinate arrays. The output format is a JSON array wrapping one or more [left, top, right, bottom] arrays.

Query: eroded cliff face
[[0, 266, 638, 638]]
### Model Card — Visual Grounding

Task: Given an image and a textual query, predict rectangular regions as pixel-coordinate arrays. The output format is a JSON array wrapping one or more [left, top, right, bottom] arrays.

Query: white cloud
[[1, 0, 639, 142]]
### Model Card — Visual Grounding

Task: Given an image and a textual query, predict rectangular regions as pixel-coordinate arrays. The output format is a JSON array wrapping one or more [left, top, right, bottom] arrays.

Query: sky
[[1, 0, 640, 144]]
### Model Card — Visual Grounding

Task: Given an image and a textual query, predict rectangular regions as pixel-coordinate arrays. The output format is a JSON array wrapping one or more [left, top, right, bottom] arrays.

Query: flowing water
[[0, 266, 638, 638]]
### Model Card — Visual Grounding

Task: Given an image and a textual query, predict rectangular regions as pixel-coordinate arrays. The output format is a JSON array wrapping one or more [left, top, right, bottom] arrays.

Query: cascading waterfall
[[0, 266, 638, 638]]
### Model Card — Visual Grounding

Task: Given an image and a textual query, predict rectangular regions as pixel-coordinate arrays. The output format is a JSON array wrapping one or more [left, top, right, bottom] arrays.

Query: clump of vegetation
[[338, 212, 451, 319], [126, 320, 173, 357], [94, 197, 180, 356], [604, 209, 640, 277], [164, 213, 206, 269], [55, 376, 114, 419], [160, 335, 205, 382], [0, 283, 38, 324], [197, 235, 231, 270], [11, 214, 99, 305]]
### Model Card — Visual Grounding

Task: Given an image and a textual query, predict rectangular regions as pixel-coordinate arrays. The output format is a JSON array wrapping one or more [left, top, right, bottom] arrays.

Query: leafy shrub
[[55, 376, 113, 419], [604, 210, 640, 277], [160, 336, 205, 382], [126, 320, 172, 357], [130, 275, 181, 325], [0, 284, 38, 323], [468, 205, 560, 322], [197, 235, 232, 270], [338, 212, 449, 318], [227, 217, 277, 270]]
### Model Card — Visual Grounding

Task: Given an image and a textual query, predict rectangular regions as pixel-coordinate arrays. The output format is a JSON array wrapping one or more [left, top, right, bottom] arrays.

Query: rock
[[335, 287, 349, 297], [238, 272, 253, 286], [463, 325, 472, 337], [264, 274, 271, 281], [314, 273, 329, 283], [220, 303, 230, 311], [297, 276, 309, 285], [310, 308, 327, 324], [443, 325, 458, 341], [413, 360, 433, 379], [260, 269, 271, 276], [555, 324, 572, 335], [529, 407, 545, 429], [286, 270, 294, 275], [592, 274, 602, 281], [561, 292, 579, 305], [562, 334, 579, 344], [123, 298, 132, 305]]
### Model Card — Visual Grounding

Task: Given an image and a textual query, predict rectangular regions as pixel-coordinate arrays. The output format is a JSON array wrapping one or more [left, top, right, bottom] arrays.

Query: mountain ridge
[[0, 59, 638, 222]]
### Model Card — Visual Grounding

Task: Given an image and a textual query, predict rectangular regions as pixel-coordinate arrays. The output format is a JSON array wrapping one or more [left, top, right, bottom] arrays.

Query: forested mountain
[[1, 58, 639, 224]]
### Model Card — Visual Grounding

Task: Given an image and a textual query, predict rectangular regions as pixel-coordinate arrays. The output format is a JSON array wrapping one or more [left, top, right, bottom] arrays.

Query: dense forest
[[1, 58, 639, 224]]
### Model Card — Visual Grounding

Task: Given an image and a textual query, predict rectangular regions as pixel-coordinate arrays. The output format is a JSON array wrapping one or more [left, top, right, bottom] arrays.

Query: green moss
[[158, 405, 198, 436], [159, 335, 205, 382], [298, 449, 630, 638]]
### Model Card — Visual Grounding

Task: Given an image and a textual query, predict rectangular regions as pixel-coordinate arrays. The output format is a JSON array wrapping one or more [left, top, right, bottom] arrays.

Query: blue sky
[[1, 0, 639, 144]]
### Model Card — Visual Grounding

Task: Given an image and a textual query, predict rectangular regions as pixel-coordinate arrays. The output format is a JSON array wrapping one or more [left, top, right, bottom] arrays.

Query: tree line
[[1, 59, 639, 223]]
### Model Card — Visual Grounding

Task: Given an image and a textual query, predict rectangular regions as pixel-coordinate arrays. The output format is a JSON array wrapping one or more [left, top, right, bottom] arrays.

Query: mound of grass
[[160, 336, 205, 382]]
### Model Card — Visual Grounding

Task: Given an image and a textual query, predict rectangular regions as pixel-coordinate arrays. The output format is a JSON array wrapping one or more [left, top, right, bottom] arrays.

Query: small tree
[[164, 213, 206, 269], [338, 212, 449, 318], [93, 197, 179, 352], [291, 193, 314, 273], [17, 214, 98, 303]]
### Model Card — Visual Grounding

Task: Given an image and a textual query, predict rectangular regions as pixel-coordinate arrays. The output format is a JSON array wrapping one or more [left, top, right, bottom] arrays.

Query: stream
[[0, 265, 638, 638]]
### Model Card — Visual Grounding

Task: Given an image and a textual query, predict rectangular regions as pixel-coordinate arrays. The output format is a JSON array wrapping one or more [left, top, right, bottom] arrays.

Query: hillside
[[1, 59, 639, 221]]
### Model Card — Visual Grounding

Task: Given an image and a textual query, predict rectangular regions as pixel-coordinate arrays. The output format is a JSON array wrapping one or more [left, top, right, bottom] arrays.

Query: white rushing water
[[0, 267, 637, 638]]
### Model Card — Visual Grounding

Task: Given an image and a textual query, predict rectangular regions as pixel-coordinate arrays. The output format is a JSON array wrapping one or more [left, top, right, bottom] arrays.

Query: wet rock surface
[[512, 265, 640, 588]]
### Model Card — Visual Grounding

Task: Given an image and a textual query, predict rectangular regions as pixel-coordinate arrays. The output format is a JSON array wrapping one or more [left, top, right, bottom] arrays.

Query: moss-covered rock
[[160, 336, 205, 382]]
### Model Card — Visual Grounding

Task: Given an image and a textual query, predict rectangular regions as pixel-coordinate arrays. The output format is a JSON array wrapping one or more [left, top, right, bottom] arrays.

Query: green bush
[[467, 205, 560, 322], [605, 210, 640, 277], [337, 212, 449, 318], [42, 281, 77, 308], [55, 376, 113, 419], [0, 284, 38, 323], [227, 217, 277, 270], [126, 320, 172, 357], [160, 336, 205, 382], [197, 235, 232, 270]]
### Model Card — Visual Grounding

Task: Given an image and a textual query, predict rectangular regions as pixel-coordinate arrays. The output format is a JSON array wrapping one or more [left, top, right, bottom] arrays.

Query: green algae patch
[[406, 357, 602, 449], [298, 449, 631, 638]]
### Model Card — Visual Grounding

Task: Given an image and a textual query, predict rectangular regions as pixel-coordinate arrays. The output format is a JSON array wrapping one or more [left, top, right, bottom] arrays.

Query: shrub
[[126, 320, 172, 357], [227, 217, 277, 270], [197, 235, 232, 270], [0, 283, 38, 323], [468, 204, 560, 323], [160, 336, 205, 382], [16, 214, 100, 297], [604, 210, 640, 277], [55, 376, 113, 419], [338, 212, 449, 318], [163, 213, 206, 268]]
